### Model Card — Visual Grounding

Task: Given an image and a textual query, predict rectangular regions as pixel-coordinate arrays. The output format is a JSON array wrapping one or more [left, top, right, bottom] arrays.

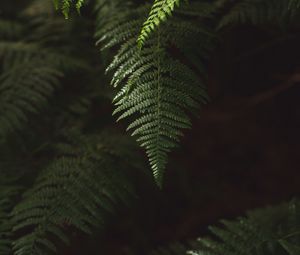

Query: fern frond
[[147, 200, 300, 255], [0, 61, 62, 141], [0, 187, 18, 255], [12, 131, 138, 255], [0, 13, 87, 141], [97, 4, 213, 185], [0, 172, 23, 255], [217, 0, 296, 29], [189, 199, 300, 255], [0, 20, 23, 40], [53, 0, 87, 18], [137, 0, 184, 48]]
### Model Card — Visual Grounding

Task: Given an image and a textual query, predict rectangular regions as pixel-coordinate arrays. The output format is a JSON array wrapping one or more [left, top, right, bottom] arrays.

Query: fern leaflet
[[137, 0, 184, 48]]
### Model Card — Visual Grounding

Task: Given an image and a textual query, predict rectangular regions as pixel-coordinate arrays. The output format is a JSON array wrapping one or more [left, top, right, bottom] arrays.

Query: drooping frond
[[137, 0, 184, 48], [97, 4, 214, 185], [189, 199, 300, 255], [12, 131, 138, 255]]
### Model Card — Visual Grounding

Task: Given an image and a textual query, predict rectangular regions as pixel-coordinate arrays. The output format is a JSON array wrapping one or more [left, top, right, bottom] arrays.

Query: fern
[[216, 0, 297, 29], [137, 0, 184, 48], [189, 199, 300, 255], [0, 61, 63, 141], [0, 172, 22, 255], [0, 9, 87, 141], [0, 20, 23, 40], [142, 200, 300, 255], [53, 0, 86, 18], [11, 131, 139, 255], [97, 4, 213, 185], [0, 187, 16, 255]]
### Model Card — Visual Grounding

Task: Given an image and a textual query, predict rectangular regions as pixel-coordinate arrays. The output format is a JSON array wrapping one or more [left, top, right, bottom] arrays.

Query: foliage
[[12, 131, 139, 255], [0, 5, 86, 142], [94, 0, 300, 184], [215, 0, 298, 29], [53, 1, 300, 187], [0, 172, 23, 255], [148, 200, 300, 255], [0, 1, 144, 254], [189, 199, 300, 255], [0, 0, 299, 254], [53, 0, 86, 18], [96, 3, 214, 185], [137, 0, 184, 48]]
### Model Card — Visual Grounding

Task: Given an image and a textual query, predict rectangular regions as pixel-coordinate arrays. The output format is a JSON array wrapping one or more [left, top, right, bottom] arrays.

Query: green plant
[[150, 200, 300, 255], [12, 131, 139, 254], [53, 0, 85, 18], [0, 0, 299, 254], [96, 3, 214, 185], [137, 0, 184, 48]]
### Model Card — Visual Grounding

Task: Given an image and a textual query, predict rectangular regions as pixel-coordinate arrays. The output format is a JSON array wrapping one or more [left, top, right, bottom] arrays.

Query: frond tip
[[53, 0, 86, 19], [137, 0, 184, 48]]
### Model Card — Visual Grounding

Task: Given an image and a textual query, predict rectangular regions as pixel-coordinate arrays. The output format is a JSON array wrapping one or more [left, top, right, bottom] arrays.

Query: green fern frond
[[53, 0, 86, 18], [137, 0, 184, 48], [189, 199, 300, 255], [217, 0, 296, 29], [0, 172, 23, 255], [0, 188, 16, 255], [148, 200, 300, 255], [0, 20, 23, 40], [176, 1, 216, 18], [0, 14, 87, 141], [12, 131, 138, 255], [0, 61, 62, 141], [97, 4, 213, 185]]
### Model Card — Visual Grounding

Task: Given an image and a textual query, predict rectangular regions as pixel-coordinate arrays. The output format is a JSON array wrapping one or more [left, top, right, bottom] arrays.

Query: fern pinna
[[96, 4, 213, 185]]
